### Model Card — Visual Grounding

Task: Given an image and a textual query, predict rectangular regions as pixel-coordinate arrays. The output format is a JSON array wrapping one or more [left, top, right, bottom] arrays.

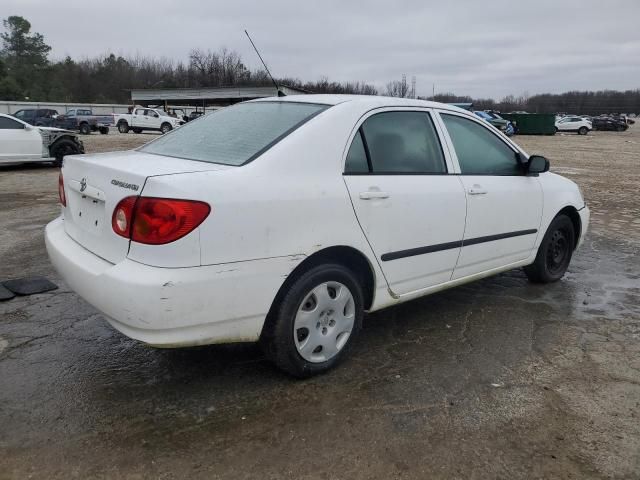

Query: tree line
[[1, 15, 638, 114], [425, 91, 640, 115]]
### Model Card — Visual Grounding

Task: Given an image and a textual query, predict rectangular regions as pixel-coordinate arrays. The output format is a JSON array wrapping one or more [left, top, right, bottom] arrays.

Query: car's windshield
[[140, 101, 328, 166]]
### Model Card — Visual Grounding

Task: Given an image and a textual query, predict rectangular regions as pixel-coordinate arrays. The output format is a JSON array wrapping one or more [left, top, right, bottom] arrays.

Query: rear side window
[[344, 131, 369, 173], [141, 102, 328, 166], [442, 114, 521, 175], [361, 111, 446, 174]]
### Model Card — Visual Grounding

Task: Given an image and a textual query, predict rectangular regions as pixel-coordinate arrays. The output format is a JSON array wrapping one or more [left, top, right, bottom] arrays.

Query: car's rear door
[[131, 108, 147, 128], [436, 110, 543, 280], [343, 108, 467, 296]]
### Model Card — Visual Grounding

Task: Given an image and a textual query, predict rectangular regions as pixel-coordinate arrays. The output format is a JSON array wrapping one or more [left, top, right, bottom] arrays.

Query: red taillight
[[112, 196, 210, 245], [58, 172, 66, 206], [111, 196, 137, 238]]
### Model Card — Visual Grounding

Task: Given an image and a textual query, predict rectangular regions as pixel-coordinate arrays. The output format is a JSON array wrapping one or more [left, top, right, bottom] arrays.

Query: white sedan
[[46, 95, 589, 377], [0, 113, 84, 166], [555, 116, 592, 135]]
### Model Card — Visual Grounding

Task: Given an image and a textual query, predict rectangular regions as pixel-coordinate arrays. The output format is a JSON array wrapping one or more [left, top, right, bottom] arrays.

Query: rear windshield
[[140, 101, 328, 166]]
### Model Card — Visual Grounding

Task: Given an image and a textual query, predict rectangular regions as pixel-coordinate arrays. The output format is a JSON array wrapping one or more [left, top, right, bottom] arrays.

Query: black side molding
[[380, 229, 538, 262]]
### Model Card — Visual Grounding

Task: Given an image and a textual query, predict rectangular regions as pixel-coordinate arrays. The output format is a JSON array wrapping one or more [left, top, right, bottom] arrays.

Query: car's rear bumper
[[45, 217, 300, 347]]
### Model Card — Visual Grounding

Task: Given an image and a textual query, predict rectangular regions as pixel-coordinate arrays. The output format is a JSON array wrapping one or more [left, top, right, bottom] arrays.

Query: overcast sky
[[4, 0, 640, 98]]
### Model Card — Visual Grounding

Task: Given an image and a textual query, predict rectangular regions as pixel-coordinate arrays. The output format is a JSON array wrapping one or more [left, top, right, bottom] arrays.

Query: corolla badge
[[80, 178, 87, 192]]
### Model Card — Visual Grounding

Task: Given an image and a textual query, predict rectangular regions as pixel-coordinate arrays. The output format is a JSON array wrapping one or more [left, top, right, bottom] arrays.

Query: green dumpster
[[500, 113, 556, 135]]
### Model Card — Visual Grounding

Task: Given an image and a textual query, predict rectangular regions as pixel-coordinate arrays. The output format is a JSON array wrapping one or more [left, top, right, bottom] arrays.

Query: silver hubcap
[[294, 281, 355, 363]]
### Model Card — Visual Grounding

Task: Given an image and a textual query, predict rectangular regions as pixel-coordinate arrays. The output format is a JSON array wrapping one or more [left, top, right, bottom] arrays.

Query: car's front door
[[437, 111, 543, 280], [146, 110, 161, 129], [0, 116, 42, 160], [343, 109, 467, 296]]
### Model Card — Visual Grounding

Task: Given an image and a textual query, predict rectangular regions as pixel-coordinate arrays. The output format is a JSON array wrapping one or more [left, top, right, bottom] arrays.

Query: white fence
[[0, 101, 219, 116], [0, 101, 131, 115]]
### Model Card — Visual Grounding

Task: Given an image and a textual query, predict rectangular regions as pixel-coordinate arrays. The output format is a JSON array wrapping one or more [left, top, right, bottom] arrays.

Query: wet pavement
[[1, 132, 640, 479]]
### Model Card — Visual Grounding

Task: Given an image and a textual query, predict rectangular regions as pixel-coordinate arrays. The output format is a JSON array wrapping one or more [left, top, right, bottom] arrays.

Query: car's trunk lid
[[62, 150, 231, 263]]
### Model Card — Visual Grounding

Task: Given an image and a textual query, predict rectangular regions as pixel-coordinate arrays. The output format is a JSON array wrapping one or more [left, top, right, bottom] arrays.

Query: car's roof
[[250, 94, 471, 114]]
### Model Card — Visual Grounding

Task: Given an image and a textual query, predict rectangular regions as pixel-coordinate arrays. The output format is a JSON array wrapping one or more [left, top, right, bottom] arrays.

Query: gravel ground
[[0, 128, 639, 479]]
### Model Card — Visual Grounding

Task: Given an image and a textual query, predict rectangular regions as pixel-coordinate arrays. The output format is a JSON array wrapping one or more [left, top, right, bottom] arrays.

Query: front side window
[[141, 102, 328, 166], [66, 110, 75, 116], [358, 111, 446, 174], [442, 114, 521, 175], [13, 111, 25, 119], [0, 117, 25, 129]]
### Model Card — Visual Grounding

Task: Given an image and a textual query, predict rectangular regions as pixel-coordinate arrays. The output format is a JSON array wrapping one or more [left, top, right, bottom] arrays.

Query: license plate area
[[72, 193, 106, 233]]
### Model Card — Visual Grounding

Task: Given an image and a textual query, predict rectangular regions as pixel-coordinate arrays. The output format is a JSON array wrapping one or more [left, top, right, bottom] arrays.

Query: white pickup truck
[[114, 107, 184, 135]]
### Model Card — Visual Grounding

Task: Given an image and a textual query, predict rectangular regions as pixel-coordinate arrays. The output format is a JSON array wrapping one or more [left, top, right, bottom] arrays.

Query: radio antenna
[[244, 30, 285, 96]]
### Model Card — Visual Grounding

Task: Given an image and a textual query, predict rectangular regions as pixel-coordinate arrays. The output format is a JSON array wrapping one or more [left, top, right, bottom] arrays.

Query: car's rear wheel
[[118, 122, 129, 134], [554, 127, 559, 133], [262, 263, 363, 377], [524, 214, 575, 283], [578, 126, 588, 135]]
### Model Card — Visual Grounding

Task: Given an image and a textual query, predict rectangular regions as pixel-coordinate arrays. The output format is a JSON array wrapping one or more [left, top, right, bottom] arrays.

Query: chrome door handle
[[359, 191, 390, 200], [468, 185, 488, 195]]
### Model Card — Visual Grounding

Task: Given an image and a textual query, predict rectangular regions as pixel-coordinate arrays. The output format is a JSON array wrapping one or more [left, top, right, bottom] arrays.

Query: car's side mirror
[[527, 155, 550, 175]]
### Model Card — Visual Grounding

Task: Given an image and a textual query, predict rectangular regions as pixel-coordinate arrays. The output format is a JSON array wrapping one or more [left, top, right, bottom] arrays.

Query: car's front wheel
[[524, 214, 575, 283], [262, 264, 363, 377], [160, 122, 172, 134], [50, 138, 81, 167]]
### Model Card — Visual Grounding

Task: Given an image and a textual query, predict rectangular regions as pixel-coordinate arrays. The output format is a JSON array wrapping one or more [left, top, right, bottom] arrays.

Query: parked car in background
[[592, 117, 629, 132], [12, 108, 59, 127], [187, 111, 206, 122], [47, 95, 589, 377], [473, 111, 514, 136], [555, 116, 592, 135], [0, 113, 84, 166], [55, 109, 112, 135], [114, 107, 184, 134]]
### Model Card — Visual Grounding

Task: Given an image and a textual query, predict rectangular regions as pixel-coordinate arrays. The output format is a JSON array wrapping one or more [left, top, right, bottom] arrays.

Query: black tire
[[160, 122, 172, 134], [118, 122, 129, 134], [50, 138, 81, 167], [524, 214, 575, 283], [616, 125, 625, 132], [578, 126, 588, 135], [133, 128, 143, 134], [554, 127, 559, 133], [261, 263, 364, 378], [99, 127, 109, 135], [79, 123, 91, 135]]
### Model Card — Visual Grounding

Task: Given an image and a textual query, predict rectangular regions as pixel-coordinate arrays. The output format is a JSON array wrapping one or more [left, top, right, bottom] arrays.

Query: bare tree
[[384, 75, 410, 98]]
